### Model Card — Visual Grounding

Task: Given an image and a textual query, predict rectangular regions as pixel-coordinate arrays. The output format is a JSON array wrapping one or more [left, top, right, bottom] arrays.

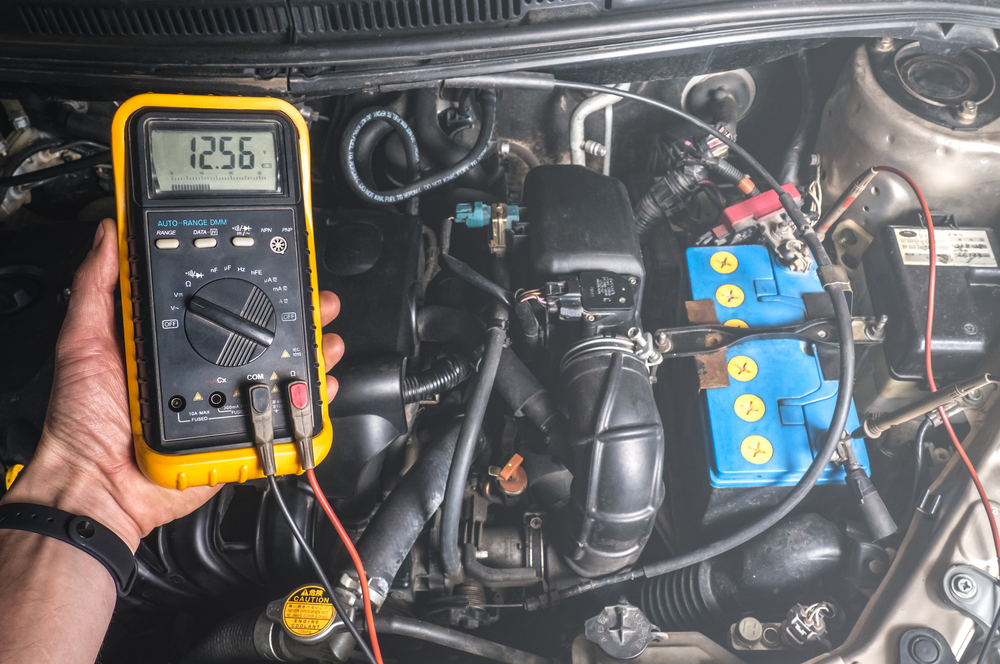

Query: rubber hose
[[705, 158, 760, 195], [495, 347, 567, 457], [354, 120, 396, 196], [340, 91, 497, 204], [402, 355, 472, 404], [179, 610, 264, 663], [439, 253, 515, 308], [779, 51, 815, 187], [908, 418, 934, 524], [441, 259, 509, 579], [372, 615, 551, 664], [506, 141, 541, 169], [355, 421, 464, 595], [414, 88, 490, 190]]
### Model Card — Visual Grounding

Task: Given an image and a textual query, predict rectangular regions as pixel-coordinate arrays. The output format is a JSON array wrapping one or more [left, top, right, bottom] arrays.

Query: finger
[[60, 218, 120, 345], [322, 333, 344, 370], [319, 291, 340, 328], [326, 376, 339, 402]]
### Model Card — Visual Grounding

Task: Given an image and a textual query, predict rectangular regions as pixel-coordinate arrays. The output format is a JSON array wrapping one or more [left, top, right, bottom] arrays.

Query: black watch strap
[[0, 503, 137, 596]]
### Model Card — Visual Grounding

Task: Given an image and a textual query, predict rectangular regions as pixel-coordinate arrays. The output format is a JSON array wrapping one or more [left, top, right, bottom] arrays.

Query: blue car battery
[[685, 245, 868, 488]]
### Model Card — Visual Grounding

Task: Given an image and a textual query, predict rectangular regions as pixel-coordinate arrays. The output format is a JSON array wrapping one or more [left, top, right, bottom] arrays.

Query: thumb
[[60, 218, 120, 346]]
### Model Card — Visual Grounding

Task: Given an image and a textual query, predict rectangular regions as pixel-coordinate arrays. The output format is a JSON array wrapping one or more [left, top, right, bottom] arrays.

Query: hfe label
[[895, 228, 997, 267]]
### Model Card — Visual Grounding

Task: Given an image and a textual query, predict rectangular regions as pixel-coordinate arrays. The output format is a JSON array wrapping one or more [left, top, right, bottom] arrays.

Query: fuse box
[[685, 246, 867, 488]]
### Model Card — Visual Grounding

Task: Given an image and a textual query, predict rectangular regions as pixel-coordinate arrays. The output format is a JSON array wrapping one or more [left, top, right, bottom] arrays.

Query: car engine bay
[[5, 29, 1000, 664]]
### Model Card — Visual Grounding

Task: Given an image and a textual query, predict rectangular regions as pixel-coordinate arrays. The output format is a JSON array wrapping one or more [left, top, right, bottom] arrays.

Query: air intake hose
[[558, 341, 665, 577]]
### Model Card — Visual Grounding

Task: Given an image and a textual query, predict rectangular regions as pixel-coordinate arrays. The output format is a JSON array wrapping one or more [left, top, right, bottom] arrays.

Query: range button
[[155, 239, 180, 250], [232, 237, 255, 248]]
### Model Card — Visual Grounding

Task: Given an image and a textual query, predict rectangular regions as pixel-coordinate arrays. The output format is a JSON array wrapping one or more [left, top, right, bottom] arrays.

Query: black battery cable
[[437, 73, 856, 607]]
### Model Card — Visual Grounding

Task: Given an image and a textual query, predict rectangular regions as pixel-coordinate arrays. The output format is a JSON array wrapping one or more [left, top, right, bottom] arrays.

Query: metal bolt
[[951, 573, 978, 599], [964, 323, 978, 335], [817, 330, 828, 338], [529, 517, 543, 530], [619, 297, 627, 304], [628, 277, 638, 285], [866, 314, 889, 340], [873, 37, 895, 53], [586, 314, 596, 322], [955, 100, 978, 125], [583, 140, 607, 157]]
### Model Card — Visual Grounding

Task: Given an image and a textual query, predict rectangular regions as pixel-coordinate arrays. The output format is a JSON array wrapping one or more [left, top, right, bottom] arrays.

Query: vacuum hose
[[340, 90, 497, 205]]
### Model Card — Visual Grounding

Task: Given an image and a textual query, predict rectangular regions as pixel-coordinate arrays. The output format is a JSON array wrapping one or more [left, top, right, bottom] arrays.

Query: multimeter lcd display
[[149, 129, 278, 193]]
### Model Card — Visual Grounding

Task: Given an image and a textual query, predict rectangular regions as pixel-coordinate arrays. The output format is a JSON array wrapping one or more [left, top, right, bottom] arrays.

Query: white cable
[[569, 82, 630, 166]]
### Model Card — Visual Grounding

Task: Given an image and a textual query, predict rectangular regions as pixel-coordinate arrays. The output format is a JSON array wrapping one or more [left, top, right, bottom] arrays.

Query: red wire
[[875, 166, 1000, 563], [306, 468, 384, 664]]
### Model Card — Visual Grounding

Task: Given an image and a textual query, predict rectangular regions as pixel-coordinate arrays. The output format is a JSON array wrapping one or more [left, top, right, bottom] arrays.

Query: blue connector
[[455, 202, 490, 228], [455, 202, 519, 229]]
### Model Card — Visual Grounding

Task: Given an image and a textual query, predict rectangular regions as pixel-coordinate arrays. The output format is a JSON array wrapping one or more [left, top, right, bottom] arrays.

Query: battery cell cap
[[716, 284, 745, 308], [734, 394, 765, 422], [728, 356, 758, 381], [710, 251, 738, 274], [741, 435, 773, 464]]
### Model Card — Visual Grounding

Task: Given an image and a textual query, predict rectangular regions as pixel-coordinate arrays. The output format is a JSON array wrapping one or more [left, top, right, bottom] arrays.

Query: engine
[[4, 37, 1000, 664]]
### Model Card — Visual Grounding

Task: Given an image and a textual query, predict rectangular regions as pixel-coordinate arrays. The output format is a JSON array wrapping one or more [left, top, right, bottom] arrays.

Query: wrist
[[2, 446, 142, 552]]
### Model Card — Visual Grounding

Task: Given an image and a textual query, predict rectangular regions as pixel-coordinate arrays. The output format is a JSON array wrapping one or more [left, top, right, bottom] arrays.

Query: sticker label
[[282, 585, 336, 637], [894, 228, 997, 267]]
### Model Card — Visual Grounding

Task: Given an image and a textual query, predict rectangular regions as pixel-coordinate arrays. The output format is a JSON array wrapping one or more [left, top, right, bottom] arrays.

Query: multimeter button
[[249, 385, 271, 414], [232, 237, 255, 247], [193, 238, 217, 249], [289, 382, 309, 410], [155, 239, 180, 249]]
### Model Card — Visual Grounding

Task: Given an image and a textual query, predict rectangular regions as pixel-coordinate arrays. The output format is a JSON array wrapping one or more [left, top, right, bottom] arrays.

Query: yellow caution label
[[233, 388, 241, 398], [270, 371, 279, 381], [715, 284, 745, 308], [724, 319, 748, 328], [193, 392, 203, 402], [727, 356, 758, 382], [741, 435, 773, 464], [282, 585, 336, 638], [271, 384, 279, 393], [5, 464, 24, 490], [734, 394, 765, 422], [281, 349, 291, 358], [710, 251, 738, 274]]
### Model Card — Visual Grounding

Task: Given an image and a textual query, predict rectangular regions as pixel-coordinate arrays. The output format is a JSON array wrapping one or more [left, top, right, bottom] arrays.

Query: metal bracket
[[942, 564, 1000, 632], [652, 316, 880, 358]]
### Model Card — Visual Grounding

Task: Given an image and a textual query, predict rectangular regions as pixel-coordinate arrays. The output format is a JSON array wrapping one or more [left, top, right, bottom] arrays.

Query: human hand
[[1, 218, 344, 551]]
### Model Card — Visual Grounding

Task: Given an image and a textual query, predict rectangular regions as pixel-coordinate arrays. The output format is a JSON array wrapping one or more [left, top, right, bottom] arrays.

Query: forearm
[[0, 453, 141, 664], [0, 529, 115, 664]]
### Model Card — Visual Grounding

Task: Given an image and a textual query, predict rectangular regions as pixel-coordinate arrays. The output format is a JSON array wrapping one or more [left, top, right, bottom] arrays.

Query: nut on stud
[[955, 100, 978, 125]]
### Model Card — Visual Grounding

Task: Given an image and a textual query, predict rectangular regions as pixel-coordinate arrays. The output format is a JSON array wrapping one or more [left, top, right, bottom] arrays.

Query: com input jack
[[209, 391, 227, 408]]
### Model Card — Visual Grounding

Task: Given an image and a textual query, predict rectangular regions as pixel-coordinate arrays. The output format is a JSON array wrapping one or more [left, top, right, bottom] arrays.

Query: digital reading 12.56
[[149, 129, 278, 193]]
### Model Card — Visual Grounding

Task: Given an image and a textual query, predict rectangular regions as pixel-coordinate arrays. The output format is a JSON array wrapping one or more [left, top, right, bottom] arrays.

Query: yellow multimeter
[[112, 94, 332, 490]]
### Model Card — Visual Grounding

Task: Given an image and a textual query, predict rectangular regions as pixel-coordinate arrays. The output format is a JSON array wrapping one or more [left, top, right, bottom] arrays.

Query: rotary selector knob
[[184, 278, 276, 367]]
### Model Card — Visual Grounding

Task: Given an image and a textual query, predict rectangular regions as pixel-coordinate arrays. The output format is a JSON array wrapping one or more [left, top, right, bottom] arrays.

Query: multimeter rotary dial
[[184, 278, 276, 367]]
